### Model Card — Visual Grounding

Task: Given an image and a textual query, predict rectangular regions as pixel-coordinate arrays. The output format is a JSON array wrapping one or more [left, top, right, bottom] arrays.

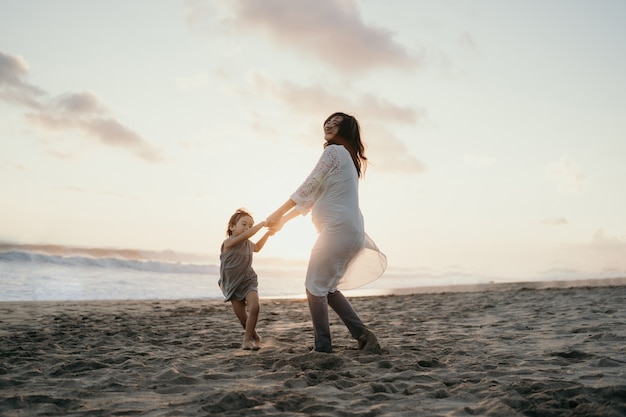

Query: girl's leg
[[231, 298, 260, 350], [231, 299, 248, 329], [306, 289, 332, 353], [242, 291, 260, 349]]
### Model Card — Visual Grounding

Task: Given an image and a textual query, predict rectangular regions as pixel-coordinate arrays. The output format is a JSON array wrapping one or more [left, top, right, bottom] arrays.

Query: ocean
[[1, 243, 622, 302], [0, 244, 299, 302]]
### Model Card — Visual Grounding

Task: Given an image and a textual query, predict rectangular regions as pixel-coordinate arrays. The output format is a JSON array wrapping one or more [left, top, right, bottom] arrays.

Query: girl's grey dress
[[218, 240, 258, 302], [291, 144, 387, 297]]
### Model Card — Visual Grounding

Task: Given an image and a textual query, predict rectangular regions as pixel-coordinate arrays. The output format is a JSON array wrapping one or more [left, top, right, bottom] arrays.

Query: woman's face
[[323, 115, 343, 141]]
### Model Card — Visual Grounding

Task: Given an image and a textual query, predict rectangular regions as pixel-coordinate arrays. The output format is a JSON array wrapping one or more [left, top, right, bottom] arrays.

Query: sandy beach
[[1, 279, 625, 416]]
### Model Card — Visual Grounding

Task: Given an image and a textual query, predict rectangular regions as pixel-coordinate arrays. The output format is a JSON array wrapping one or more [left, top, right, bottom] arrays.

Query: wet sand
[[1, 279, 625, 416]]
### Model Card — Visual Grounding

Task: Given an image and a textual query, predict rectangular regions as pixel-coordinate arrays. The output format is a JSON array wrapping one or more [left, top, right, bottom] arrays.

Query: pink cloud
[[187, 0, 418, 73], [252, 75, 424, 173], [0, 50, 162, 163]]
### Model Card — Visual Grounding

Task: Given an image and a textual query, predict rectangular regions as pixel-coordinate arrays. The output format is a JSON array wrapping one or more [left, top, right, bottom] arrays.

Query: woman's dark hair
[[226, 208, 254, 236], [324, 112, 367, 178]]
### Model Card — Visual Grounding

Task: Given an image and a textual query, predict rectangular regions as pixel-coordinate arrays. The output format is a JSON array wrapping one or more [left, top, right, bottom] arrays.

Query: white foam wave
[[0, 250, 218, 275]]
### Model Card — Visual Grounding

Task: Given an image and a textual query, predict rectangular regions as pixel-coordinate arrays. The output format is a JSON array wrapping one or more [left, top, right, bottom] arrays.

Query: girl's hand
[[266, 213, 280, 228], [268, 225, 281, 234], [269, 217, 286, 233]]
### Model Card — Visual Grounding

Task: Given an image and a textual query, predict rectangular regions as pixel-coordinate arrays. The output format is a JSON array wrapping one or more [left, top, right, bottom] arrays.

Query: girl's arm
[[253, 230, 274, 252], [223, 220, 267, 251]]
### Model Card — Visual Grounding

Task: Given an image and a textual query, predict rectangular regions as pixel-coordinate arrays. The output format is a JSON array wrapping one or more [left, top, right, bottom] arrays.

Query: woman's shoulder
[[322, 144, 349, 158]]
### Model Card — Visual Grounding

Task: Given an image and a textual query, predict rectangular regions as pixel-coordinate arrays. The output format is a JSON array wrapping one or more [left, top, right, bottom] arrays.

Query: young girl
[[219, 208, 273, 350]]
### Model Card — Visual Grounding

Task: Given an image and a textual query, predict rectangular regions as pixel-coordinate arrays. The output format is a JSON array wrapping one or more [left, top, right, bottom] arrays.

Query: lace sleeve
[[290, 146, 340, 214]]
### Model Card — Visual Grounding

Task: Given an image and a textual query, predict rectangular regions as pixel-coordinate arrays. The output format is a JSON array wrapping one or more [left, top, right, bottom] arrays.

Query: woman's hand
[[268, 217, 285, 234], [265, 212, 281, 228], [266, 199, 297, 229]]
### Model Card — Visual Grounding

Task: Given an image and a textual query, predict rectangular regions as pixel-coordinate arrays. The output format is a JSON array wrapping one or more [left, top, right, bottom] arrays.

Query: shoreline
[[3, 276, 625, 306], [342, 275, 626, 297]]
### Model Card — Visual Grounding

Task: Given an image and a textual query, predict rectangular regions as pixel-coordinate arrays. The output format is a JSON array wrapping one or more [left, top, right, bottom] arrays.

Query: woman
[[266, 112, 387, 353]]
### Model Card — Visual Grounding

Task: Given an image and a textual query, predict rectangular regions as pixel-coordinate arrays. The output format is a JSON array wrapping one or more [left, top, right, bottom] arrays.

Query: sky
[[2, 0, 626, 284]]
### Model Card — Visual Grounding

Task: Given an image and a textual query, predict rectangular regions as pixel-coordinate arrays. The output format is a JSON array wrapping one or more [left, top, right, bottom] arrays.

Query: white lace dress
[[291, 145, 387, 296]]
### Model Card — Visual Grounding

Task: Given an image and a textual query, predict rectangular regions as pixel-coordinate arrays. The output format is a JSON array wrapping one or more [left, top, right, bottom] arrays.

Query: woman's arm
[[266, 199, 296, 227], [266, 207, 301, 235], [266, 146, 339, 229], [223, 220, 267, 251], [279, 208, 301, 227]]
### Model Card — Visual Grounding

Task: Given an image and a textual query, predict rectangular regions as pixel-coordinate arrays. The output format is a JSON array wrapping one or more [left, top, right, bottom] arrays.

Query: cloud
[[365, 125, 425, 173], [592, 229, 625, 246], [458, 32, 478, 51], [547, 157, 586, 193], [251, 75, 424, 173], [463, 153, 494, 168], [253, 74, 423, 125], [0, 161, 27, 171], [83, 118, 162, 162], [63, 185, 140, 200], [176, 72, 209, 92], [184, 0, 418, 73], [541, 229, 626, 277], [540, 217, 568, 225], [0, 51, 45, 108], [0, 51, 162, 162], [0, 51, 28, 85], [53, 92, 105, 115], [576, 229, 626, 270]]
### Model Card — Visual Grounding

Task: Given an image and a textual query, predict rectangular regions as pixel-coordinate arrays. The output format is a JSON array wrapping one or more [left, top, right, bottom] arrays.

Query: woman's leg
[[328, 290, 381, 353], [327, 290, 366, 339], [306, 289, 332, 352]]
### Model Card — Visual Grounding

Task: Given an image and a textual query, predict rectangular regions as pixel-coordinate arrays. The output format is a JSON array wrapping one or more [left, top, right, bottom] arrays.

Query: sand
[[1, 280, 625, 416]]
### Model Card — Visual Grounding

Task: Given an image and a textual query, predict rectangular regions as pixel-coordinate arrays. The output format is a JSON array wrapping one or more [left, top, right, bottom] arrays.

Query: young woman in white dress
[[266, 112, 386, 353]]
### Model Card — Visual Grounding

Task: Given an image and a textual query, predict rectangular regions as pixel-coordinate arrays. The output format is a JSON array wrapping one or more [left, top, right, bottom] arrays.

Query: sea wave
[[0, 250, 219, 275]]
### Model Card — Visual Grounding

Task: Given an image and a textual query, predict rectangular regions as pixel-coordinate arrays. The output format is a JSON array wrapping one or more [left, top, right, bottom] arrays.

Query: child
[[219, 208, 273, 350]]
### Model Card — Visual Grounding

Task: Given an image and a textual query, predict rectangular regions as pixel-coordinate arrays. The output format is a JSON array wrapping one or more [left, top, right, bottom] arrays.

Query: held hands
[[256, 220, 276, 236], [265, 213, 285, 235], [267, 222, 284, 235], [266, 204, 299, 235], [265, 212, 281, 228]]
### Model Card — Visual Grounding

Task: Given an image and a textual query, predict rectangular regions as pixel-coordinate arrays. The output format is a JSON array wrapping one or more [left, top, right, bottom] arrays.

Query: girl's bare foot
[[242, 340, 260, 351], [253, 332, 262, 346]]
